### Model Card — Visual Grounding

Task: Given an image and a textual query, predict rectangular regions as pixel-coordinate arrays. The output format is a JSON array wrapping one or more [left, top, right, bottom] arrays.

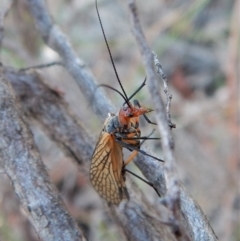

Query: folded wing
[[90, 132, 129, 205]]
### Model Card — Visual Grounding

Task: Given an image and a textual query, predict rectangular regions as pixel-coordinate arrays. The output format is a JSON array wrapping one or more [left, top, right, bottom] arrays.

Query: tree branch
[[0, 70, 87, 241], [25, 0, 114, 121], [153, 52, 176, 129], [127, 0, 217, 240], [3, 67, 93, 166], [127, 0, 182, 235]]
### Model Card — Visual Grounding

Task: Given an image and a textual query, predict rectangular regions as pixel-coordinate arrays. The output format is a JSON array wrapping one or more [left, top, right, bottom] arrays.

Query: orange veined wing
[[90, 131, 129, 205]]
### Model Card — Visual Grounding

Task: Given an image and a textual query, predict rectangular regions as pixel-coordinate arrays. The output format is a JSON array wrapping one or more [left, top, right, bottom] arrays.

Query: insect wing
[[90, 132, 129, 205]]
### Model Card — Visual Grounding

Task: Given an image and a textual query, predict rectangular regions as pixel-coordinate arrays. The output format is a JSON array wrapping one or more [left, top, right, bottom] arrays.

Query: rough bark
[[0, 71, 87, 241]]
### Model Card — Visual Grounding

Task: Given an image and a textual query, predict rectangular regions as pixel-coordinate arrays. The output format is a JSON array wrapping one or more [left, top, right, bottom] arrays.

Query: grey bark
[[0, 71, 87, 241]]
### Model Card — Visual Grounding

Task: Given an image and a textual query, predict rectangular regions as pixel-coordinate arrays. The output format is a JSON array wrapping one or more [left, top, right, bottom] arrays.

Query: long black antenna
[[123, 77, 146, 105], [95, 0, 131, 107], [97, 84, 129, 103]]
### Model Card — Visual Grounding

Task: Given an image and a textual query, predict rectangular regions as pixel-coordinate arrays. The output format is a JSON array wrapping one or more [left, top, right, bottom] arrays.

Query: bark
[[0, 70, 87, 241], [4, 67, 93, 166]]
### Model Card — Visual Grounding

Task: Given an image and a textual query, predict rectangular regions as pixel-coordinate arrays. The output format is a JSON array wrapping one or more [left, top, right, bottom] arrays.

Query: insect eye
[[123, 106, 128, 111]]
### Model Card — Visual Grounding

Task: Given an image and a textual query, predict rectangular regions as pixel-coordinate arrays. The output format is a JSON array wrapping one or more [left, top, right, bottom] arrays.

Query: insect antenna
[[123, 78, 146, 105], [98, 78, 147, 107], [95, 0, 131, 108], [97, 84, 129, 104]]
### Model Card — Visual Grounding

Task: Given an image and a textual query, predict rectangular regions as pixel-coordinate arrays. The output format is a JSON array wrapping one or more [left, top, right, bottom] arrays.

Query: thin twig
[[19, 61, 64, 71], [153, 52, 176, 129], [126, 0, 191, 240], [127, 1, 218, 240]]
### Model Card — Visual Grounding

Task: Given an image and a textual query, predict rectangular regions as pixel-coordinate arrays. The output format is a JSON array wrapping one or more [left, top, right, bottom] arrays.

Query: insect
[[90, 0, 163, 205]]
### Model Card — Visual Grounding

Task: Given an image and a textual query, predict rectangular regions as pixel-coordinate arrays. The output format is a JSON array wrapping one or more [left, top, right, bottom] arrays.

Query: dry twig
[[153, 52, 176, 129], [0, 70, 87, 241], [19, 61, 64, 71], [127, 0, 185, 239], [127, 0, 217, 240]]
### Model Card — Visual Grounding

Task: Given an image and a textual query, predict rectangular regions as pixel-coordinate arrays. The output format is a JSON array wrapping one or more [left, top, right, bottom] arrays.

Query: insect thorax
[[103, 113, 141, 145], [103, 113, 121, 133]]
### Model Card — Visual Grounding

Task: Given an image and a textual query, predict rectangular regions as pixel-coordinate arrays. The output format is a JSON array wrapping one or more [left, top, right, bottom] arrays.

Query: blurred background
[[0, 0, 239, 240]]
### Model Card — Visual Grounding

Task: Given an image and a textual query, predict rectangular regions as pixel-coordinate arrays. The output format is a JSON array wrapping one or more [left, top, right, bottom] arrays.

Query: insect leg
[[116, 139, 164, 162], [124, 168, 161, 197], [121, 136, 160, 140], [134, 99, 157, 125], [123, 150, 139, 167], [115, 128, 159, 142]]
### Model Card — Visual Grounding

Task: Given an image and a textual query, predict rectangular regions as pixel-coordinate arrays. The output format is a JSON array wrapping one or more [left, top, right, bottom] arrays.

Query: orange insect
[[90, 0, 163, 205], [90, 105, 155, 204]]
